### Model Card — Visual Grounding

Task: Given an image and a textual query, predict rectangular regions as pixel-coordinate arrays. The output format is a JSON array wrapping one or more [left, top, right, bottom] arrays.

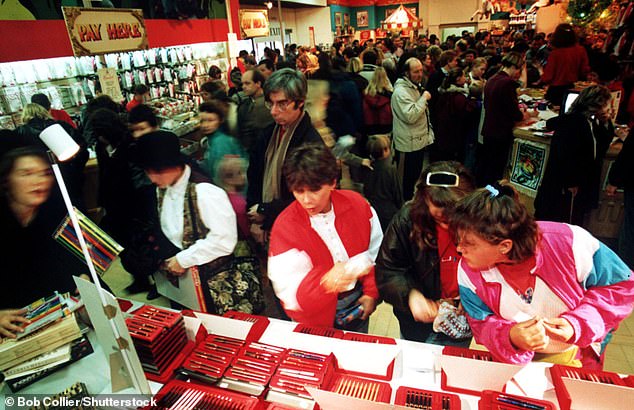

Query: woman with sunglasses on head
[[451, 182, 634, 368], [375, 161, 475, 345]]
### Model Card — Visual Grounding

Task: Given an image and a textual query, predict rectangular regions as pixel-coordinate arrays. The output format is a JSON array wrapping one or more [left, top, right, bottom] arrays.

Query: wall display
[[509, 138, 549, 198], [335, 12, 343, 27], [238, 9, 270, 39], [357, 11, 369, 27], [62, 7, 148, 57], [344, 13, 350, 27]]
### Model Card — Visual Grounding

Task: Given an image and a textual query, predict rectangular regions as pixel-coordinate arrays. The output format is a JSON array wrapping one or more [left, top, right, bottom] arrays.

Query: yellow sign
[[62, 7, 148, 56], [239, 9, 270, 38], [97, 68, 123, 102]]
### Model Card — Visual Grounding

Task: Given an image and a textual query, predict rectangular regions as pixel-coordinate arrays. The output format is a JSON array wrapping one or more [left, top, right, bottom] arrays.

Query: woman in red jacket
[[268, 144, 383, 332], [541, 23, 590, 105]]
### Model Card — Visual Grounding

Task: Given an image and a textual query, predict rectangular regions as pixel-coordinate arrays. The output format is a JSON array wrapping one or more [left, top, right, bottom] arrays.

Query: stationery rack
[[395, 386, 461, 409], [293, 324, 344, 339], [126, 306, 189, 382], [220, 341, 285, 395], [328, 374, 391, 403], [442, 346, 494, 361], [478, 390, 554, 410], [178, 334, 244, 384], [342, 332, 396, 345], [145, 380, 259, 410]]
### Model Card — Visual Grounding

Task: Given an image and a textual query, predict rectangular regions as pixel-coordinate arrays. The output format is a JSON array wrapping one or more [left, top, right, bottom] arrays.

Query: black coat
[[608, 128, 634, 191], [375, 205, 441, 312], [534, 112, 613, 221], [246, 112, 323, 230]]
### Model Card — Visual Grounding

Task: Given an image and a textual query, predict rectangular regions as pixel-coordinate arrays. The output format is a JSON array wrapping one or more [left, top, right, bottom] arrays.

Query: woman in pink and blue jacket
[[450, 182, 634, 368]]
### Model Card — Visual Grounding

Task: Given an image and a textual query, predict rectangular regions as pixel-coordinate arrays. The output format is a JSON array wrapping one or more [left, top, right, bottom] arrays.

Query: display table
[[1, 307, 569, 409]]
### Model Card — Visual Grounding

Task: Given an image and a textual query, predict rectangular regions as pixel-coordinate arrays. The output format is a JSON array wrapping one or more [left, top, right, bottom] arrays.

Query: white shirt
[[159, 165, 237, 268]]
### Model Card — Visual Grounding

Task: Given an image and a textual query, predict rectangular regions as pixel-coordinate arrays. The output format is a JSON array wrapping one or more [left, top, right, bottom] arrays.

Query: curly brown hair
[[409, 161, 475, 250], [448, 182, 539, 262]]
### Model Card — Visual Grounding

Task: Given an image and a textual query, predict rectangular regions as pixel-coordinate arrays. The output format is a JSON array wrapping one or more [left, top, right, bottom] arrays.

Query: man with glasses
[[246, 68, 323, 244]]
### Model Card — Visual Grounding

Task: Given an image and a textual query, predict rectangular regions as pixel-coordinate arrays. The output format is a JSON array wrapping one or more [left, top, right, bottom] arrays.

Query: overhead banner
[[239, 9, 270, 38], [62, 7, 148, 56]]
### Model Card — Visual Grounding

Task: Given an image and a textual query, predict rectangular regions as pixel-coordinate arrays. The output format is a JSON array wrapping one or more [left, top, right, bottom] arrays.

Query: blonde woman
[[347, 57, 369, 96], [363, 66, 393, 135]]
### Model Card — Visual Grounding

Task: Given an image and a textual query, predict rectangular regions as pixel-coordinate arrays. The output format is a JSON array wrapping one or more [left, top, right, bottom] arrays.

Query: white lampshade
[[39, 124, 80, 161]]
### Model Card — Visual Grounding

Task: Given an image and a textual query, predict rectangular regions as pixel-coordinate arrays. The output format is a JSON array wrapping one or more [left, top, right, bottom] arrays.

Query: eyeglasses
[[426, 171, 460, 187], [265, 99, 293, 112]]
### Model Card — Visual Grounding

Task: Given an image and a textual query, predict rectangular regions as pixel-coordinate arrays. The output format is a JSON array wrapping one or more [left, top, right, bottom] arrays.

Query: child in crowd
[[362, 134, 403, 231], [216, 156, 249, 240], [451, 182, 634, 368], [199, 101, 246, 185]]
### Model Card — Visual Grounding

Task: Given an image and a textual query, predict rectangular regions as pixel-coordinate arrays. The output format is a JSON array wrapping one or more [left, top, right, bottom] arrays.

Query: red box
[[328, 373, 391, 403], [342, 332, 396, 345], [395, 386, 461, 409], [549, 364, 629, 410], [222, 310, 270, 341]]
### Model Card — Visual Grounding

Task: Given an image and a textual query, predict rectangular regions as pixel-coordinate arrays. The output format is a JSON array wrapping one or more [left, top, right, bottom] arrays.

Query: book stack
[[0, 296, 94, 391]]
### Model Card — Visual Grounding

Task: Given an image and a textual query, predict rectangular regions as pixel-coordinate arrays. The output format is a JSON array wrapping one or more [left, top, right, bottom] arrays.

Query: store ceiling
[[238, 0, 326, 9]]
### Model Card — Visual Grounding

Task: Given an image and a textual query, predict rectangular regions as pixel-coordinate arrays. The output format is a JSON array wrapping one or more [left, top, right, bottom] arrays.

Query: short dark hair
[[199, 100, 227, 122], [362, 50, 378, 65], [551, 23, 577, 48], [128, 104, 158, 127], [133, 84, 149, 96], [208, 65, 222, 79], [439, 50, 458, 67], [449, 182, 538, 262], [0, 146, 49, 198], [31, 93, 51, 110], [246, 68, 266, 88], [283, 144, 339, 192], [258, 58, 275, 72]]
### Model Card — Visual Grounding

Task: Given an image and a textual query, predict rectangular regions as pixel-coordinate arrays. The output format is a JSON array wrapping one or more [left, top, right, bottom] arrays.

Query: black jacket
[[608, 128, 634, 191], [246, 112, 323, 230], [534, 112, 613, 220], [375, 205, 441, 313]]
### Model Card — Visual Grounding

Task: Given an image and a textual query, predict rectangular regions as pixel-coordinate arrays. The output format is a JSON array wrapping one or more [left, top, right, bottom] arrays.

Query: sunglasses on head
[[426, 171, 460, 187]]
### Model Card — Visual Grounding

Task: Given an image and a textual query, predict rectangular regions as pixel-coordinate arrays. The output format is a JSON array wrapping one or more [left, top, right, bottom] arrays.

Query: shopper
[[31, 93, 76, 129], [233, 69, 274, 154], [432, 67, 479, 163], [478, 52, 533, 186], [268, 144, 382, 331], [362, 134, 403, 231], [606, 127, 633, 269], [126, 84, 150, 112], [0, 147, 87, 310], [135, 130, 262, 314], [376, 162, 475, 345], [391, 57, 434, 200], [452, 182, 634, 368], [541, 23, 590, 105], [534, 85, 614, 226], [363, 66, 393, 136], [246, 68, 323, 243], [199, 100, 246, 185]]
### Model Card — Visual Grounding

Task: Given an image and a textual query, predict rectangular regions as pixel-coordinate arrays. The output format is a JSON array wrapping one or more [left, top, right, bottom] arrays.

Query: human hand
[[250, 223, 266, 244], [408, 289, 440, 323], [0, 308, 29, 339], [247, 204, 265, 224], [606, 184, 618, 197], [164, 256, 186, 276], [320, 262, 356, 294], [543, 317, 574, 343], [422, 91, 432, 101], [361, 158, 374, 170], [509, 317, 549, 351], [357, 295, 377, 320]]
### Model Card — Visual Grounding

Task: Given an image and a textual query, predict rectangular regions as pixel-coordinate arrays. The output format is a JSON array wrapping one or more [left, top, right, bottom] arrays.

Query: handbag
[[188, 194, 264, 315]]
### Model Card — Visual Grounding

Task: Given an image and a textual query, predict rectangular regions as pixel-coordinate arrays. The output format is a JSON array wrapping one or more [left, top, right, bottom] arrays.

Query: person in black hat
[[135, 131, 262, 313]]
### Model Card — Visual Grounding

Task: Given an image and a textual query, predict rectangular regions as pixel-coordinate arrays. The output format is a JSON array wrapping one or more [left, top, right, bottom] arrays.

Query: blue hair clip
[[485, 184, 499, 198]]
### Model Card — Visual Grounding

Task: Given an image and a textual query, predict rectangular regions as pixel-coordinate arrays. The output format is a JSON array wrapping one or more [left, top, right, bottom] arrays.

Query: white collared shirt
[[159, 165, 237, 268]]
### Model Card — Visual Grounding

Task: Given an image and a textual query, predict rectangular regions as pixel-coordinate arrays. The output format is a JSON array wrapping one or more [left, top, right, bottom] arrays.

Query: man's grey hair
[[264, 68, 307, 102]]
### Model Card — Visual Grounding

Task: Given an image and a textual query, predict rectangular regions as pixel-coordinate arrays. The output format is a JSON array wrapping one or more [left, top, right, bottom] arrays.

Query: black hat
[[134, 130, 188, 169]]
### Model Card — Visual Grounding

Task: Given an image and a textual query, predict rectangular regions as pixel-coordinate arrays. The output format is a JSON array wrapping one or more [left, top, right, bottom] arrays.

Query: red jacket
[[268, 190, 380, 327], [363, 92, 392, 126], [541, 45, 590, 86]]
